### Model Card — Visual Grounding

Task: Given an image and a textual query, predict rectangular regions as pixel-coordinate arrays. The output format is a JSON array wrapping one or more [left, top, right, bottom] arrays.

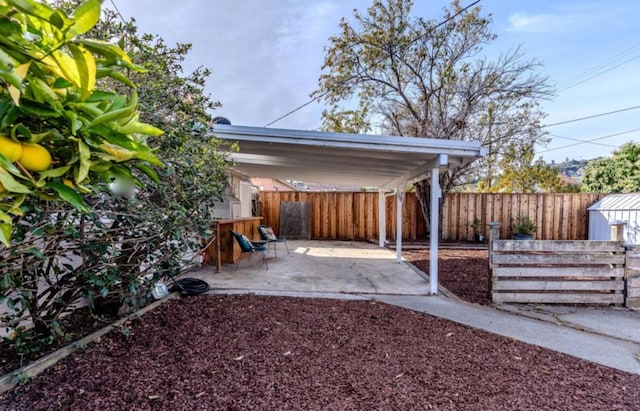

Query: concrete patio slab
[[185, 240, 431, 296]]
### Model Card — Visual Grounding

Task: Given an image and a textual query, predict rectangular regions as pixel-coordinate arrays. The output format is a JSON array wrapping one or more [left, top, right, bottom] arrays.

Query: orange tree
[[0, 0, 230, 356], [0, 0, 170, 353], [0, 0, 162, 244]]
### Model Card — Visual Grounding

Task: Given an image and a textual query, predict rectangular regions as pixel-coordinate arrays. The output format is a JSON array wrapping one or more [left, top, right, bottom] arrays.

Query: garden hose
[[169, 277, 211, 296]]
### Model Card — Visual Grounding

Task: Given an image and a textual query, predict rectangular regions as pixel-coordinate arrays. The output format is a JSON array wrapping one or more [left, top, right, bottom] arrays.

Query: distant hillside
[[549, 158, 597, 181]]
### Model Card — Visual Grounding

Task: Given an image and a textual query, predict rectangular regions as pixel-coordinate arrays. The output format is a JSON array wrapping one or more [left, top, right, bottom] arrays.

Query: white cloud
[[506, 11, 591, 33], [508, 13, 547, 31], [505, 2, 614, 34]]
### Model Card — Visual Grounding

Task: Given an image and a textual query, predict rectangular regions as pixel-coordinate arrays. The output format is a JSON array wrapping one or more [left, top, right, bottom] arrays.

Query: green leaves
[[68, 44, 97, 99], [0, 0, 229, 357], [68, 0, 101, 38], [0, 0, 166, 244], [582, 142, 640, 193], [0, 167, 31, 194], [77, 39, 139, 70], [0, 225, 11, 247], [45, 181, 89, 212]]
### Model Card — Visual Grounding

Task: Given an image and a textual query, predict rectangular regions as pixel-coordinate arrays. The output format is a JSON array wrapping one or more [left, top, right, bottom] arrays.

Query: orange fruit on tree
[[0, 135, 23, 162], [19, 143, 52, 172]]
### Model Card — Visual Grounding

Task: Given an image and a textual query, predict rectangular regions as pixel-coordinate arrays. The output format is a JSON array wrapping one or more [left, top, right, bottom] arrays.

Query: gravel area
[[2, 293, 640, 410]]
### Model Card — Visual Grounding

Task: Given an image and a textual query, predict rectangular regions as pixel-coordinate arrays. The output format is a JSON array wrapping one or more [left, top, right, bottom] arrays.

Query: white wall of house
[[214, 172, 253, 219]]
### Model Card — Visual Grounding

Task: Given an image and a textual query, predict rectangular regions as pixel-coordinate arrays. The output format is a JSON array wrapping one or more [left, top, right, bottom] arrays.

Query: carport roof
[[212, 124, 485, 189]]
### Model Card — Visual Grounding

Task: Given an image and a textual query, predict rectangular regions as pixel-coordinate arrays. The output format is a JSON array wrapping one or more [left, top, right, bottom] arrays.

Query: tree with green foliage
[[0, 0, 163, 245], [0, 0, 229, 354], [313, 0, 552, 229], [581, 142, 640, 193], [480, 141, 580, 193]]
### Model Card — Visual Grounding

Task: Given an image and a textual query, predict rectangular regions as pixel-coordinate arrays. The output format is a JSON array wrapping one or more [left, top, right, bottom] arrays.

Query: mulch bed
[[2, 294, 640, 410], [2, 247, 640, 409], [403, 248, 492, 305], [0, 307, 120, 376]]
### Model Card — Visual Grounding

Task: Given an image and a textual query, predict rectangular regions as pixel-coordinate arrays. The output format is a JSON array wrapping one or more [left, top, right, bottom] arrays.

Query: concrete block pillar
[[610, 222, 626, 242]]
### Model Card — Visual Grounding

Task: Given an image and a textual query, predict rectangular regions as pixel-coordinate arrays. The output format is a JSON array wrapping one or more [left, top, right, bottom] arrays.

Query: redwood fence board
[[258, 192, 605, 241]]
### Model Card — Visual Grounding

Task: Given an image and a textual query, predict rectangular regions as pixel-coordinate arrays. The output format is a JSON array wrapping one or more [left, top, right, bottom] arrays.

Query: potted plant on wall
[[469, 218, 484, 242], [511, 215, 537, 240]]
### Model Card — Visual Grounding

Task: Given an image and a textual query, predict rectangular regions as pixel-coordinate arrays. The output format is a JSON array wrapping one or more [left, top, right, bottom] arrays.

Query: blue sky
[[109, 0, 640, 163]]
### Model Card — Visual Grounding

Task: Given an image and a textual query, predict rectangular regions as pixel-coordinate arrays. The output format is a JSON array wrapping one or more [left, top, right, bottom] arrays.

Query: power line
[[481, 103, 640, 129], [548, 133, 618, 148], [560, 41, 640, 92], [263, 0, 481, 128], [538, 127, 640, 154], [559, 55, 640, 93], [109, 0, 127, 25], [543, 104, 640, 128]]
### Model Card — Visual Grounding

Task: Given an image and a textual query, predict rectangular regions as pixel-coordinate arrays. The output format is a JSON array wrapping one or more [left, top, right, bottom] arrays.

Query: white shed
[[588, 193, 640, 245]]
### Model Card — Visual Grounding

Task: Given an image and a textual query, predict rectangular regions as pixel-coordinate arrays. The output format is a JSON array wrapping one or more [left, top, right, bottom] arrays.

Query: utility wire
[[548, 133, 618, 148], [548, 133, 619, 148], [538, 127, 640, 154], [560, 41, 640, 92], [263, 0, 481, 127], [109, 0, 128, 25], [559, 55, 640, 92], [543, 104, 640, 128]]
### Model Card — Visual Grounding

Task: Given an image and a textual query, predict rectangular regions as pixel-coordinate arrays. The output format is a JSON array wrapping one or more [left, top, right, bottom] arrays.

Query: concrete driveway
[[186, 240, 430, 296]]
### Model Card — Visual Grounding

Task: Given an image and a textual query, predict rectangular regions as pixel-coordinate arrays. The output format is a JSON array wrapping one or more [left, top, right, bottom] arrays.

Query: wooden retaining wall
[[626, 246, 640, 308], [489, 239, 626, 304], [258, 192, 603, 241]]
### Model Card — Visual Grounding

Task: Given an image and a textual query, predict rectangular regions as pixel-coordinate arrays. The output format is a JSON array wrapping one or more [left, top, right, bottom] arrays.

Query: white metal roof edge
[[588, 193, 640, 211], [212, 124, 483, 157]]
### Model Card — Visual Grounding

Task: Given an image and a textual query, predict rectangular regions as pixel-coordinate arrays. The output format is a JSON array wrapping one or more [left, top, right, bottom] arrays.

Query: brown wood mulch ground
[[1, 248, 640, 410], [404, 248, 492, 305]]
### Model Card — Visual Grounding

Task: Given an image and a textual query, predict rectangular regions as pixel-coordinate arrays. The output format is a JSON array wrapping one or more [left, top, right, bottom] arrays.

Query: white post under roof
[[396, 186, 404, 263], [430, 165, 441, 295], [378, 188, 386, 248]]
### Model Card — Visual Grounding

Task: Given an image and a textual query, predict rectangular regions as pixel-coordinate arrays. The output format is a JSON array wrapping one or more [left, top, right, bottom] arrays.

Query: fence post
[[610, 222, 626, 242], [487, 222, 501, 299], [626, 245, 640, 308], [488, 222, 501, 259]]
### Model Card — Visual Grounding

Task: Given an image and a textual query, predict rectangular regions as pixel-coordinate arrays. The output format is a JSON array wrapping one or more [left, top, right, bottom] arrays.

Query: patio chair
[[258, 224, 289, 256], [230, 230, 268, 270]]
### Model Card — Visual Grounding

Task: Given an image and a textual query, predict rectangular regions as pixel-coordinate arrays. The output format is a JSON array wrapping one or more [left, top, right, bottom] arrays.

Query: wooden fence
[[487, 223, 640, 307], [258, 191, 604, 241], [442, 192, 604, 241], [258, 191, 426, 241], [489, 239, 626, 304]]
